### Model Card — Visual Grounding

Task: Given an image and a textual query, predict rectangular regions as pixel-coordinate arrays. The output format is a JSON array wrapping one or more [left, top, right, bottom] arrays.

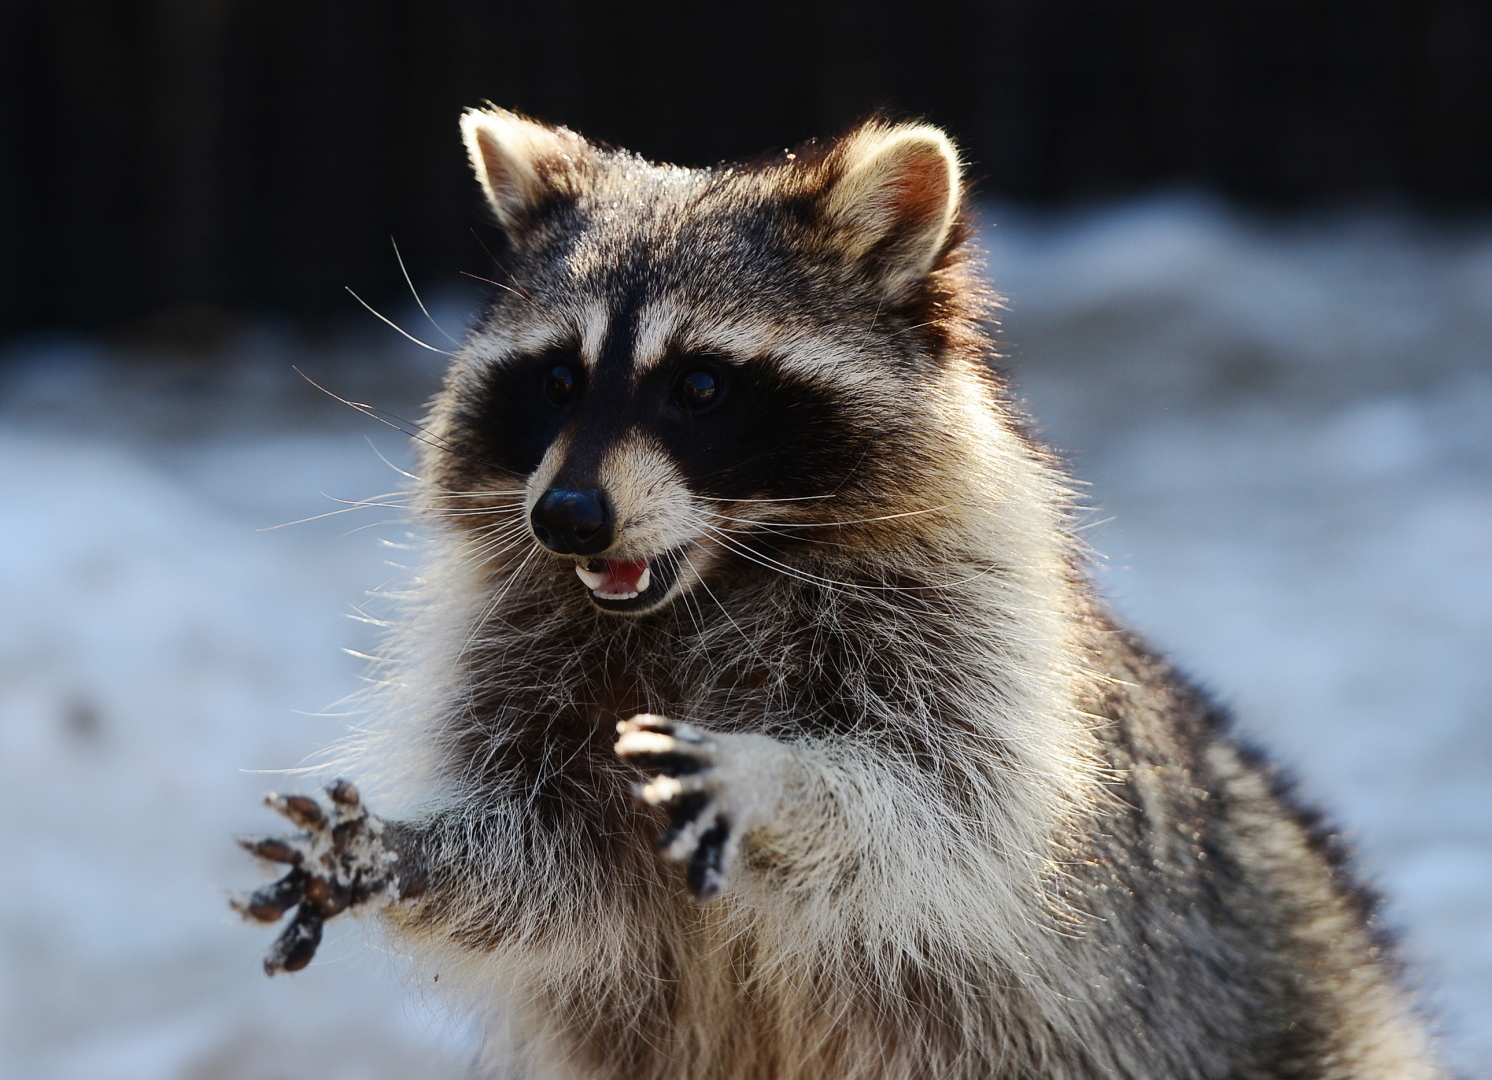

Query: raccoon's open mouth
[[575, 548, 685, 612]]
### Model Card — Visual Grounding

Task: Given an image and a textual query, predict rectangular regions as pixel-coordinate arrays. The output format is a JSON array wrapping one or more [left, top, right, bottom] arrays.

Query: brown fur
[[284, 109, 1448, 1079]]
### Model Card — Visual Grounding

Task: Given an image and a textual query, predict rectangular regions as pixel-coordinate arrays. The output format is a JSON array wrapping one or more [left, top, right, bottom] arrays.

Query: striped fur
[[330, 108, 1442, 1079]]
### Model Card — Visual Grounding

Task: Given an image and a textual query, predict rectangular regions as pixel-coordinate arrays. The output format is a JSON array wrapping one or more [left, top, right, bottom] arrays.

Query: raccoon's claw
[[682, 818, 732, 900], [232, 779, 402, 976], [263, 903, 325, 974], [614, 715, 711, 791], [231, 867, 306, 923], [236, 835, 305, 865], [615, 715, 734, 901], [614, 715, 710, 772], [266, 792, 325, 829]]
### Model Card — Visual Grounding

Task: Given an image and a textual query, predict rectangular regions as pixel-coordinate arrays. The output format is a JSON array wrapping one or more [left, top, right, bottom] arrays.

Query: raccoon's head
[[422, 107, 995, 616]]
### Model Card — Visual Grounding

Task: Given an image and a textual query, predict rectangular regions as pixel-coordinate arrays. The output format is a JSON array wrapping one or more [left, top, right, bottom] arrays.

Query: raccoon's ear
[[461, 107, 591, 235], [820, 123, 962, 298]]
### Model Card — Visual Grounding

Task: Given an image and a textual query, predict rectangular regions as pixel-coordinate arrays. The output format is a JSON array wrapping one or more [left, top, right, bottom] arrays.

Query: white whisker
[[696, 505, 950, 529], [364, 436, 421, 482], [344, 286, 454, 355], [698, 522, 996, 594], [391, 236, 464, 347]]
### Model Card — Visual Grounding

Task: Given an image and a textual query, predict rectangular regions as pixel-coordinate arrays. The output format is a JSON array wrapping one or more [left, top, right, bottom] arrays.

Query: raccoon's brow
[[631, 301, 685, 371], [579, 303, 611, 369], [468, 321, 576, 365], [644, 318, 875, 382], [631, 315, 790, 374]]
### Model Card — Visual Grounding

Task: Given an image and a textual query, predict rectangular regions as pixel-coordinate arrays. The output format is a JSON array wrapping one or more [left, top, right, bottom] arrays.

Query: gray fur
[[249, 108, 1444, 1079]]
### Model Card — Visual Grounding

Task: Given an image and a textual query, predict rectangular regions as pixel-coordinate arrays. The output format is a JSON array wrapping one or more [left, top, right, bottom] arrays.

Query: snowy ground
[[0, 196, 1487, 1078]]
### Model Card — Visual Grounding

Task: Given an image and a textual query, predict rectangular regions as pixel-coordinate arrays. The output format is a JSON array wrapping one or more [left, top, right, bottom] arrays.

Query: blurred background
[[1, 2, 1490, 1078]]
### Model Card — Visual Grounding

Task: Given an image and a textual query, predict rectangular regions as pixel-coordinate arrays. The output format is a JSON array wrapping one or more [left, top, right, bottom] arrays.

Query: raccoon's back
[[1059, 619, 1440, 1079]]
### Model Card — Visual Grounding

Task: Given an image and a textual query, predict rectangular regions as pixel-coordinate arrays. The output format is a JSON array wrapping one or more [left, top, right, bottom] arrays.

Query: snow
[[0, 196, 1487, 1077]]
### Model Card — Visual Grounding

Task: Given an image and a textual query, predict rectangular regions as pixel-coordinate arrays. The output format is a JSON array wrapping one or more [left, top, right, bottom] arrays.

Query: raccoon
[[235, 108, 1444, 1080]]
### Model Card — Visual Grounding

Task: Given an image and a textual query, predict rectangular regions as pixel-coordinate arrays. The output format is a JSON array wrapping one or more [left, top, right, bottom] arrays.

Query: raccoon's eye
[[677, 369, 720, 410], [545, 365, 576, 405]]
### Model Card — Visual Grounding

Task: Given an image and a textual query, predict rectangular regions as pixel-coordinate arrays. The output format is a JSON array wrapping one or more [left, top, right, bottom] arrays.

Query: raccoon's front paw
[[615, 714, 785, 900], [232, 780, 401, 975]]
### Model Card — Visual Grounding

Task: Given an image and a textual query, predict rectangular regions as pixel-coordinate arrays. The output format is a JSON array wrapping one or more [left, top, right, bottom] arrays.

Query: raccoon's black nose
[[531, 487, 613, 555]]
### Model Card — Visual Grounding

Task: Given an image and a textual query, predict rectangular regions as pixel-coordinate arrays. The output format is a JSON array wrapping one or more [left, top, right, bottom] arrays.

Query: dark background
[[3, 0, 1490, 339]]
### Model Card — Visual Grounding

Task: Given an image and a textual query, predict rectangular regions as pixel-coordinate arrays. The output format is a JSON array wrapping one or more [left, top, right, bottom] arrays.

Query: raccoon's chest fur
[[444, 571, 985, 821]]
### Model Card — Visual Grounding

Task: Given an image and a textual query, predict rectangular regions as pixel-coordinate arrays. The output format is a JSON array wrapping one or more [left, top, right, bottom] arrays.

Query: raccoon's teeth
[[576, 557, 654, 601]]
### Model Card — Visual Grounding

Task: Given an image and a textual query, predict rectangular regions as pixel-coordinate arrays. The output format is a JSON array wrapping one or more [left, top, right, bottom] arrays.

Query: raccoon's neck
[[443, 520, 1091, 799]]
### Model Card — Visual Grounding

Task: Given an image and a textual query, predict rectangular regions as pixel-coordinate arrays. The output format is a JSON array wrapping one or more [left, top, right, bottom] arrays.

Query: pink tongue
[[601, 558, 649, 593]]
